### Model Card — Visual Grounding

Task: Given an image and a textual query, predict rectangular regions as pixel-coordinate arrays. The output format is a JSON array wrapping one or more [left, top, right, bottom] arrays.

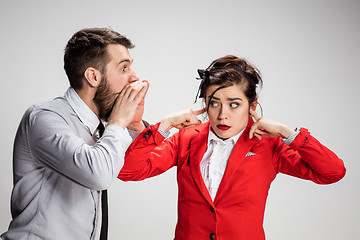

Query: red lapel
[[188, 122, 215, 206]]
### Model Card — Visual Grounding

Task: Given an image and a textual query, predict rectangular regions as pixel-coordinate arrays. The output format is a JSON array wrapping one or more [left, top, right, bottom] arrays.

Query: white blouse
[[200, 128, 242, 201]]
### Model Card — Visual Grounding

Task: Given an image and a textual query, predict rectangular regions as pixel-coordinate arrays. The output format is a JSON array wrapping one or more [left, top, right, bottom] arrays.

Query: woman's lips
[[217, 124, 231, 130]]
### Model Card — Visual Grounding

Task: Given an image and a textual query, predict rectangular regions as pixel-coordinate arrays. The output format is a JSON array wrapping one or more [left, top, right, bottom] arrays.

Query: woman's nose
[[218, 106, 228, 120]]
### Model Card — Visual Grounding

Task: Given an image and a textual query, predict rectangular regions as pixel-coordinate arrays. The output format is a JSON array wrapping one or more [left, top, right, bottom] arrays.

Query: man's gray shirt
[[1, 87, 133, 240]]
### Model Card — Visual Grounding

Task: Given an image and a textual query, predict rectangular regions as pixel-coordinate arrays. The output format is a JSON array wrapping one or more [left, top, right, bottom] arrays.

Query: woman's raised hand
[[159, 108, 206, 132], [249, 109, 295, 140]]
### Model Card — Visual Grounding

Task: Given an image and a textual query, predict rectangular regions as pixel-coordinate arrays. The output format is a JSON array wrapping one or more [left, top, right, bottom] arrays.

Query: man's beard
[[93, 77, 119, 120]]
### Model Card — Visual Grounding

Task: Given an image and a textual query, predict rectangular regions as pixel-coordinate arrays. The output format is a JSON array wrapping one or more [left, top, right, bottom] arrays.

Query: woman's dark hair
[[196, 55, 262, 108], [64, 27, 134, 90]]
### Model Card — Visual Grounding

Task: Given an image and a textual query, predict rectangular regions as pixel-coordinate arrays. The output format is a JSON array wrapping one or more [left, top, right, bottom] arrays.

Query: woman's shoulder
[[175, 122, 210, 142], [180, 121, 210, 135]]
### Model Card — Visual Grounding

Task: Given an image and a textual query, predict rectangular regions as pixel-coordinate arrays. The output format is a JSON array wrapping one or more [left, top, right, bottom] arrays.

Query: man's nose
[[128, 68, 140, 83]]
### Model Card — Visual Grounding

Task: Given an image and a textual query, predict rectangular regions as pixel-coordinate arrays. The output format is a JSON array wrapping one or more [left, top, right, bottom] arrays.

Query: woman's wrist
[[278, 124, 296, 139], [159, 117, 173, 132]]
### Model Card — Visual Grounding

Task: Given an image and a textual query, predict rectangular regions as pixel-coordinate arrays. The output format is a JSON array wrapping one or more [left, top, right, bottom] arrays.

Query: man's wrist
[[107, 120, 127, 130], [127, 121, 146, 132]]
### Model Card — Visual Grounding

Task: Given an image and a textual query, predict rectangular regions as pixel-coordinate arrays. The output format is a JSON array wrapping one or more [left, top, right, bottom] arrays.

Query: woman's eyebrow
[[209, 96, 243, 101], [228, 97, 242, 101]]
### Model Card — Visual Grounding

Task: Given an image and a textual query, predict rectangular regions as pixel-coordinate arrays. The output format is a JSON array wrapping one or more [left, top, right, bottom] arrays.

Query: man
[[1, 27, 149, 240]]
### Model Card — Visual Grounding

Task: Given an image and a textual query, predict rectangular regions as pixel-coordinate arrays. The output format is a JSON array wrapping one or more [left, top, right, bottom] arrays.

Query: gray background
[[1, 0, 359, 239]]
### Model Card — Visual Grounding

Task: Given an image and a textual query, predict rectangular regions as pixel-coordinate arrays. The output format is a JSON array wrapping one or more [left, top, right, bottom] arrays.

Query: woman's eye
[[230, 102, 239, 108], [210, 101, 219, 107]]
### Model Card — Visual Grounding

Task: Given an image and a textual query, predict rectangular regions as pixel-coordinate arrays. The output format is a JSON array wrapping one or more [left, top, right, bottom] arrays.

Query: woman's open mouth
[[217, 124, 231, 130]]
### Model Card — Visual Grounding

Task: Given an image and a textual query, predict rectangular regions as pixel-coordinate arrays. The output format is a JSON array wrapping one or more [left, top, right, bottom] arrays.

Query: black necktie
[[97, 122, 108, 240]]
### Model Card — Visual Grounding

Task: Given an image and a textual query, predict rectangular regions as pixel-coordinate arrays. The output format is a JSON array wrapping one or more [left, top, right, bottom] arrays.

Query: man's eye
[[230, 102, 239, 108], [121, 66, 127, 72]]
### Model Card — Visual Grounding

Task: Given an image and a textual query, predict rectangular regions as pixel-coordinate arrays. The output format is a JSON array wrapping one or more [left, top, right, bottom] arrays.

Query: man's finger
[[127, 82, 147, 101], [133, 84, 148, 104], [138, 84, 148, 99], [139, 80, 149, 104]]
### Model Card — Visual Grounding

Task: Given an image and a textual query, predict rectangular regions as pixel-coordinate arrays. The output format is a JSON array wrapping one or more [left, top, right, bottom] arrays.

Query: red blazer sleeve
[[118, 122, 178, 181], [273, 128, 346, 184]]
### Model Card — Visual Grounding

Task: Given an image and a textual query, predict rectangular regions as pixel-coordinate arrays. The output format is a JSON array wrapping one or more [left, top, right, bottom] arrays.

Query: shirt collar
[[207, 126, 243, 146], [64, 87, 100, 135]]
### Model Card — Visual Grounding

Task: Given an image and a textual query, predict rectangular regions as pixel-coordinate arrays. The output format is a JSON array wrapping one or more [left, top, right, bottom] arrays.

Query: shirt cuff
[[127, 128, 141, 141], [105, 124, 133, 147], [125, 120, 150, 140], [282, 128, 301, 145], [158, 128, 170, 138]]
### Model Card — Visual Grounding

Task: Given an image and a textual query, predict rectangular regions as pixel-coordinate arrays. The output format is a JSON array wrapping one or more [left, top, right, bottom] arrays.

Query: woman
[[118, 55, 346, 240]]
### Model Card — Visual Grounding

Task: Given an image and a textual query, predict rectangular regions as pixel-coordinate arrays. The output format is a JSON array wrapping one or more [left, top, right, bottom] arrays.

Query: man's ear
[[84, 67, 102, 88]]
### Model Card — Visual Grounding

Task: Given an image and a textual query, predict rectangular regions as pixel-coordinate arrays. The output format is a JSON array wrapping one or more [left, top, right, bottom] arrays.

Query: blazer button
[[209, 233, 215, 240], [210, 206, 215, 213], [304, 137, 308, 140], [143, 130, 152, 138]]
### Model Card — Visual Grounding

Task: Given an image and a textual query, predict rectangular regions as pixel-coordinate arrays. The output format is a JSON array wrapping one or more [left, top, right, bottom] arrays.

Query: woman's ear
[[250, 99, 258, 112], [84, 67, 102, 88]]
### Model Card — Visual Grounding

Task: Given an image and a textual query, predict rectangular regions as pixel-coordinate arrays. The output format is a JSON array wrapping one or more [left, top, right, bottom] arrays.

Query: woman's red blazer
[[119, 118, 346, 240]]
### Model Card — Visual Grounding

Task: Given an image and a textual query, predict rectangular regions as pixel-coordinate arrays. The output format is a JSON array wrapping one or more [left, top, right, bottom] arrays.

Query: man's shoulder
[[29, 96, 70, 113], [24, 96, 74, 122]]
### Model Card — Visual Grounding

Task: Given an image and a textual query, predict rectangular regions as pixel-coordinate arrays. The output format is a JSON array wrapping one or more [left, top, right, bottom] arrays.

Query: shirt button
[[209, 233, 216, 239], [304, 137, 308, 140], [210, 206, 215, 213]]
